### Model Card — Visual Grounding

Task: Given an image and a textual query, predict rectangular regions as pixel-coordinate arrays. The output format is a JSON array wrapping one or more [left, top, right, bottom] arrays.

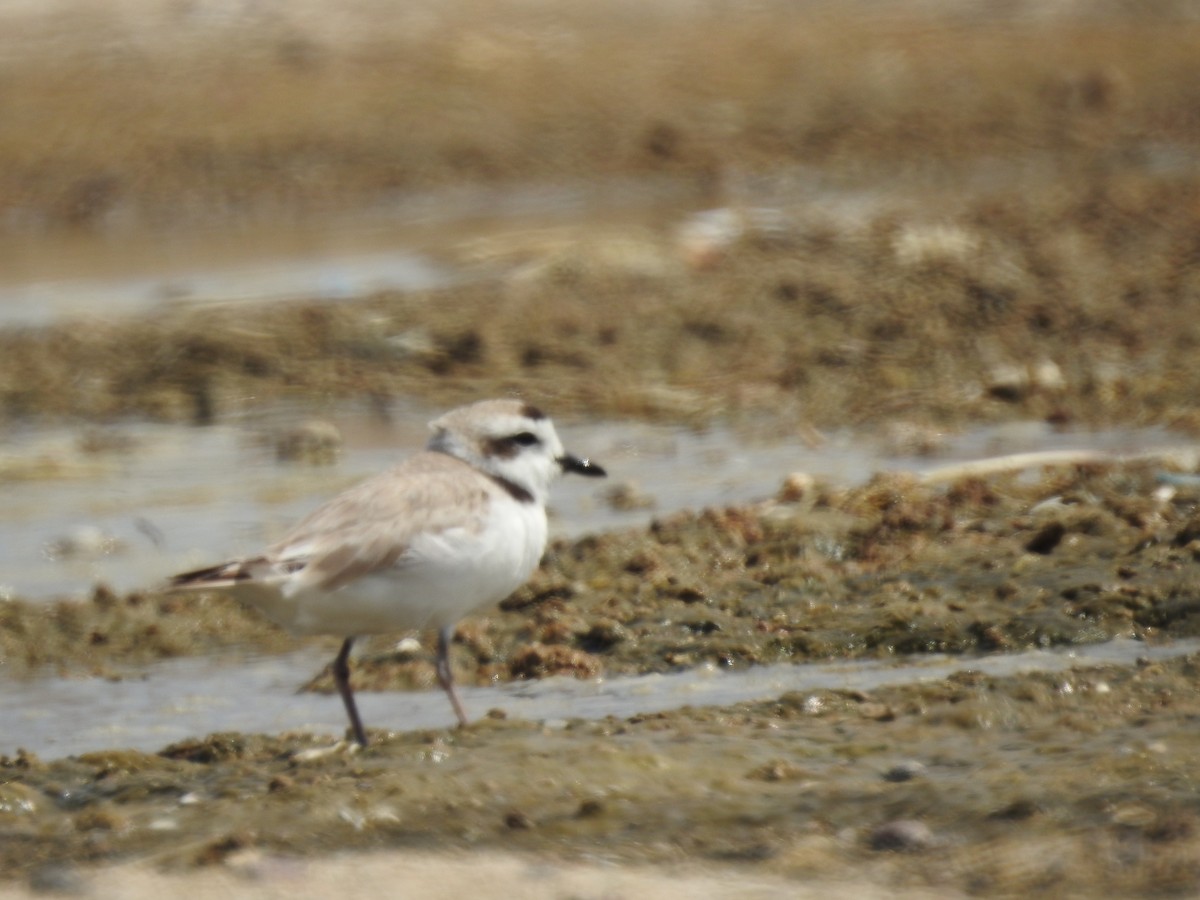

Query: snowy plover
[[169, 399, 606, 746]]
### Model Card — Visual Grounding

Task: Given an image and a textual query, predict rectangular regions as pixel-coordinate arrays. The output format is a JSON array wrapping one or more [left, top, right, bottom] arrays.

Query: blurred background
[[4, 8, 1200, 888], [3, 0, 1200, 593], [2, 0, 1199, 424]]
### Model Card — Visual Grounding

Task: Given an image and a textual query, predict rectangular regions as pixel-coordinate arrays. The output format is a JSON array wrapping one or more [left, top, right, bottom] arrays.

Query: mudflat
[[3, 1, 1200, 896]]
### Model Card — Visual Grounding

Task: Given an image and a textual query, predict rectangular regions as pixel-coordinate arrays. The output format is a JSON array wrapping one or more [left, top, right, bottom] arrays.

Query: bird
[[168, 398, 606, 746]]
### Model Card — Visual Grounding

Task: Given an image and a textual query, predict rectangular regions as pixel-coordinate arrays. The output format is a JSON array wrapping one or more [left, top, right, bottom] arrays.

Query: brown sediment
[[0, 4, 1199, 434], [2, 2, 1196, 232], [6, 462, 1200, 685], [5, 165, 1200, 431], [3, 651, 1200, 896], [5, 0, 1200, 895]]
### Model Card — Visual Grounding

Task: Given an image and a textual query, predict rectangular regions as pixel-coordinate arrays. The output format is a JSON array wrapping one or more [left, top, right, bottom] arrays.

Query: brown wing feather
[[267, 452, 493, 591]]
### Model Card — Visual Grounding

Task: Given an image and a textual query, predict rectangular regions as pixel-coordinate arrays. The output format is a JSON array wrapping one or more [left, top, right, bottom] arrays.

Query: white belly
[[263, 494, 548, 637]]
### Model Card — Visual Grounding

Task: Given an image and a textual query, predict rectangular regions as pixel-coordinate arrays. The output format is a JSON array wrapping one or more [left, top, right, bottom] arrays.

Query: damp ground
[[4, 0, 1200, 896], [5, 645, 1200, 898], [6, 462, 1200, 895]]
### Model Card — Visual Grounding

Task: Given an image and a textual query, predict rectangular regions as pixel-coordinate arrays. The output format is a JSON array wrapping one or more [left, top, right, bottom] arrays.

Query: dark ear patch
[[521, 403, 546, 421], [483, 436, 521, 459]]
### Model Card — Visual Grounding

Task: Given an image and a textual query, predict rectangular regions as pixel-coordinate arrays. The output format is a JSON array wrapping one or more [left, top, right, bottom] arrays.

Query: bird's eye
[[511, 432, 540, 447]]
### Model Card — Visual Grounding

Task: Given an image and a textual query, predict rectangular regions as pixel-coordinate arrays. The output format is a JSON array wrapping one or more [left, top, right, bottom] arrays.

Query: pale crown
[[426, 399, 566, 504]]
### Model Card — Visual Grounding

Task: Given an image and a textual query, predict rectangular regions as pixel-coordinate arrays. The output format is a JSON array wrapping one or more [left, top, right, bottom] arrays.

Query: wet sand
[[4, 0, 1200, 896], [6, 462, 1200, 894], [0, 850, 953, 900], [5, 647, 1200, 896]]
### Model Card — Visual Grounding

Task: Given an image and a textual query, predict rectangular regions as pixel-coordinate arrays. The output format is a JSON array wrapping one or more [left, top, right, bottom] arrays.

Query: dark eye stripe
[[483, 432, 541, 459]]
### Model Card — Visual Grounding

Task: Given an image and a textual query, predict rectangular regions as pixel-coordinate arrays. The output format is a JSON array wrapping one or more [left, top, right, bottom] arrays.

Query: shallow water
[[3, 636, 1195, 759], [0, 174, 702, 326], [9, 145, 1193, 327], [1, 408, 1191, 601], [3, 406, 1195, 757], [4, 156, 1200, 763]]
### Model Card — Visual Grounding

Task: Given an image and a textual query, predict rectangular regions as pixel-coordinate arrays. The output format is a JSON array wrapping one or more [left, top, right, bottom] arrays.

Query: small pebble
[[391, 637, 424, 659], [868, 819, 936, 852], [577, 799, 605, 818], [882, 760, 926, 782], [504, 810, 534, 830], [778, 472, 815, 502]]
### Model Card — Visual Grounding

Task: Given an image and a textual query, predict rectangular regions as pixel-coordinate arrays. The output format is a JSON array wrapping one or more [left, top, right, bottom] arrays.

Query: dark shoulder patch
[[490, 474, 535, 504], [520, 403, 546, 421]]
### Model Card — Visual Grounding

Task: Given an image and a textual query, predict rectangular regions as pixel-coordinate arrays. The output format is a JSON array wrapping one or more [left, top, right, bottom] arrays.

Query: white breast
[[277, 491, 548, 637]]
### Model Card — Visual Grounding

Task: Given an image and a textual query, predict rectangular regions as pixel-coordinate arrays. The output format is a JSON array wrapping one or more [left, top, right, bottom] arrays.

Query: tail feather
[[167, 555, 308, 592], [168, 558, 264, 590]]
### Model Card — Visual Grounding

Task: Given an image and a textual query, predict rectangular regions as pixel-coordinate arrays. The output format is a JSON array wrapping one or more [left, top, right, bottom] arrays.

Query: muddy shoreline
[[5, 648, 1200, 896], [7, 461, 1200, 682], [7, 164, 1200, 434], [4, 0, 1200, 895], [5, 462, 1200, 894]]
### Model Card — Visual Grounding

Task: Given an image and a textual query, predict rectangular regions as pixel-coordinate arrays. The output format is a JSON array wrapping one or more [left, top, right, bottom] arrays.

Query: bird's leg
[[333, 637, 369, 747], [436, 625, 471, 727]]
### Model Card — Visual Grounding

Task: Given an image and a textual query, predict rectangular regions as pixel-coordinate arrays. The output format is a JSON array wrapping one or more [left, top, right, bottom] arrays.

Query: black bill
[[559, 454, 607, 478]]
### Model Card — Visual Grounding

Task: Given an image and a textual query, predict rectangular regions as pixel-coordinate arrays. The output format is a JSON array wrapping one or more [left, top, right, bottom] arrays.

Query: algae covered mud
[[3, 650, 1200, 898], [5, 0, 1200, 895], [3, 1, 1200, 433], [6, 462, 1200, 895]]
